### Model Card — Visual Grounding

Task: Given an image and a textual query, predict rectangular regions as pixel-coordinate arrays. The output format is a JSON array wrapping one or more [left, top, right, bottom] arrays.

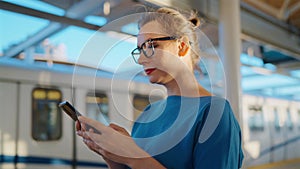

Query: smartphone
[[59, 101, 101, 134], [59, 101, 81, 121]]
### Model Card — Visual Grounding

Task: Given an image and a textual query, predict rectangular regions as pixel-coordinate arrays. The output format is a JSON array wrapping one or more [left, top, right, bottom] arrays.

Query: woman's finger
[[85, 131, 102, 143], [75, 120, 81, 131], [83, 138, 103, 155], [78, 116, 106, 133], [76, 130, 94, 141], [109, 123, 130, 136]]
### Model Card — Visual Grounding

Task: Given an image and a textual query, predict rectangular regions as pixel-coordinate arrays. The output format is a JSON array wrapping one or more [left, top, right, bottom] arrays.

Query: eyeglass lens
[[142, 41, 154, 57], [132, 41, 154, 63], [131, 36, 177, 63]]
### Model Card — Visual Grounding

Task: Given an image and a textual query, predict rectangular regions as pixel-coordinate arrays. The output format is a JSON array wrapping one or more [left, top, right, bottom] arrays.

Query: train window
[[133, 94, 162, 120], [285, 108, 293, 131], [248, 105, 264, 131], [274, 107, 282, 131], [32, 88, 62, 141], [86, 92, 109, 124], [298, 110, 300, 129]]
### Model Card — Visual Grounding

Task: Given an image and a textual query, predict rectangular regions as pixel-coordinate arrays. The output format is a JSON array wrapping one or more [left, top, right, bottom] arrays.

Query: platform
[[247, 158, 300, 169]]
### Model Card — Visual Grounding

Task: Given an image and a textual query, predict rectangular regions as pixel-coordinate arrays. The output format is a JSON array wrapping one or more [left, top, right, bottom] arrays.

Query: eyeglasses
[[131, 36, 178, 64]]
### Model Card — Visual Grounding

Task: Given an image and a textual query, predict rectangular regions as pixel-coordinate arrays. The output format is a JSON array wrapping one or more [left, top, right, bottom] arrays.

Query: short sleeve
[[193, 102, 244, 169]]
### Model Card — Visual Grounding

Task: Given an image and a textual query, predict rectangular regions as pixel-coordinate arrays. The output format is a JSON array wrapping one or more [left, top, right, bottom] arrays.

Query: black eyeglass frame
[[131, 36, 178, 63]]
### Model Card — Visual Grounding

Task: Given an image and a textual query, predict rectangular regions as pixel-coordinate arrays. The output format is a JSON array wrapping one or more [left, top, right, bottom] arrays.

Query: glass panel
[[0, 10, 50, 55], [32, 88, 62, 141], [2, 0, 65, 16], [121, 23, 139, 35], [46, 27, 137, 73], [84, 15, 107, 26], [242, 74, 300, 91], [290, 70, 300, 78], [47, 90, 61, 100], [33, 89, 46, 99], [298, 110, 300, 129], [248, 105, 264, 131], [48, 26, 96, 60], [274, 107, 282, 131], [285, 108, 293, 130], [86, 92, 109, 125]]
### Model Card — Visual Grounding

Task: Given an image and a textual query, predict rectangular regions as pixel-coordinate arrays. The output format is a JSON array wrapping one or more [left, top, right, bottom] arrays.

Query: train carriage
[[0, 59, 165, 169], [0, 59, 300, 169]]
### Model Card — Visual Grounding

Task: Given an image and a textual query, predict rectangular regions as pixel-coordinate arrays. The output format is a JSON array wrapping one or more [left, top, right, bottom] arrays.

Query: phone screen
[[59, 101, 81, 121], [59, 101, 101, 134]]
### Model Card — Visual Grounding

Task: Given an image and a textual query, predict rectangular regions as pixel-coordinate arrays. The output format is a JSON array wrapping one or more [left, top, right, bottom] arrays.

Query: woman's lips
[[145, 68, 156, 75]]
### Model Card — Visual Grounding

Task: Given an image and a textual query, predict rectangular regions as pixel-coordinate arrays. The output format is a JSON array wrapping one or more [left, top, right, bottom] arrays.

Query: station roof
[[0, 0, 299, 100]]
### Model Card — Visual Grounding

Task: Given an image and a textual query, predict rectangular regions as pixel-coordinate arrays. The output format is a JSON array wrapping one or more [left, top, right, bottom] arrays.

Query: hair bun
[[188, 9, 201, 28], [189, 17, 201, 28]]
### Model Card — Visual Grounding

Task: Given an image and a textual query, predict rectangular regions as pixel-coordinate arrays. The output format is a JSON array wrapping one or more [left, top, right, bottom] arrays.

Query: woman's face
[[137, 21, 186, 85]]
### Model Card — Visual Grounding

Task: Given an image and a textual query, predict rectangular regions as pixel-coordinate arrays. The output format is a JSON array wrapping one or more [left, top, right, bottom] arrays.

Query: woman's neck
[[165, 70, 212, 97]]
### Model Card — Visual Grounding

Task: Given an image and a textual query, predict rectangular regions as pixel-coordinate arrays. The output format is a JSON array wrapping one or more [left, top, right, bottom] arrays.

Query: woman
[[76, 7, 244, 169]]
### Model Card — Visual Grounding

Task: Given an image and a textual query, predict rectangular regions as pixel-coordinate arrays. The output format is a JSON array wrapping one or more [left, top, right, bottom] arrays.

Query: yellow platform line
[[247, 158, 300, 169]]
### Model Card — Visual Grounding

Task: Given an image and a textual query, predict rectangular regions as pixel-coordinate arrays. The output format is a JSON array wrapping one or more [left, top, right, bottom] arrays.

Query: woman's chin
[[148, 77, 159, 84], [149, 78, 157, 84]]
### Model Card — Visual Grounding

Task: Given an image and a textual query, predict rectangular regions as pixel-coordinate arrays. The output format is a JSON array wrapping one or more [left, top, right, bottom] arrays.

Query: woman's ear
[[178, 36, 190, 57]]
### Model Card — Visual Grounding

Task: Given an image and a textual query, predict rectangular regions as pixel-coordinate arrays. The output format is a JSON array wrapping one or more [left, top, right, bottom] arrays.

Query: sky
[[0, 0, 140, 72]]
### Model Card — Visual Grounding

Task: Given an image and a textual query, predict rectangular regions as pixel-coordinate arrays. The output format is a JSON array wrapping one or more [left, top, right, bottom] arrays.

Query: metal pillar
[[218, 0, 242, 121]]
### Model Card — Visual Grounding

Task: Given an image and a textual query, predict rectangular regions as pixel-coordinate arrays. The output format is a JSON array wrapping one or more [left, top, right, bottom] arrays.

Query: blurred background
[[0, 0, 300, 169]]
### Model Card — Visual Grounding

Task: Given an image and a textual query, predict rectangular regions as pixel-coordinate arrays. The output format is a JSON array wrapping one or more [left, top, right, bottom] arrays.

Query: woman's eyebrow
[[138, 38, 152, 48]]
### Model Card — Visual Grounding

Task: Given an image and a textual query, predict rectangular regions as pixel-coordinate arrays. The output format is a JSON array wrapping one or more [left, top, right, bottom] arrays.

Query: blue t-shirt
[[131, 96, 244, 169]]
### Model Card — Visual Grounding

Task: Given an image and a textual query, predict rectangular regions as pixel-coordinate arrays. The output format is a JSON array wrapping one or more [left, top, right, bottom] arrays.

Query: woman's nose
[[137, 53, 147, 65]]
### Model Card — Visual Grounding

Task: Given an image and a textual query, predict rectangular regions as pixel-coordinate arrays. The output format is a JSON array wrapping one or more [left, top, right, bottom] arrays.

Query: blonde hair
[[138, 7, 201, 68]]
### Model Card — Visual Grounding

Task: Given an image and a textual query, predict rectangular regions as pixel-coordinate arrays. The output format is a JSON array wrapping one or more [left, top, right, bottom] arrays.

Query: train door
[[74, 88, 108, 169], [285, 102, 299, 160], [17, 84, 73, 169], [267, 98, 285, 163], [0, 81, 18, 169], [296, 107, 300, 158], [296, 106, 300, 158], [242, 95, 269, 166]]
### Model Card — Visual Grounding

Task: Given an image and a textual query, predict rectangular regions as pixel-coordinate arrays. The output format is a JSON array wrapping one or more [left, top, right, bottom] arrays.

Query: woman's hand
[[76, 116, 166, 169], [108, 123, 130, 137], [77, 116, 150, 165], [76, 121, 127, 169]]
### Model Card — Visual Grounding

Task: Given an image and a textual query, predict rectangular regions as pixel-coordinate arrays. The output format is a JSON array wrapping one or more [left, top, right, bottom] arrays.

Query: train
[[0, 58, 299, 169], [242, 94, 300, 167]]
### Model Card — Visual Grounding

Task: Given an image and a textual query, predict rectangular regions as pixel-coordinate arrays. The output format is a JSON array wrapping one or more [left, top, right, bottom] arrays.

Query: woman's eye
[[149, 43, 158, 48], [148, 44, 154, 48], [145, 43, 153, 48]]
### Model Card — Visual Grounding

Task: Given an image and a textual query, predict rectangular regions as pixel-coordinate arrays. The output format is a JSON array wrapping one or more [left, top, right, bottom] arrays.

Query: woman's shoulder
[[193, 96, 234, 127], [198, 96, 231, 109], [194, 96, 239, 143], [163, 95, 231, 114]]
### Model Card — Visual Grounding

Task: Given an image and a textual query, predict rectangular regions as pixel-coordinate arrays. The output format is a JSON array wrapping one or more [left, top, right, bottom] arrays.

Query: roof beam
[[245, 0, 279, 17], [240, 2, 300, 60], [278, 0, 290, 20], [0, 1, 101, 30], [285, 1, 300, 19]]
